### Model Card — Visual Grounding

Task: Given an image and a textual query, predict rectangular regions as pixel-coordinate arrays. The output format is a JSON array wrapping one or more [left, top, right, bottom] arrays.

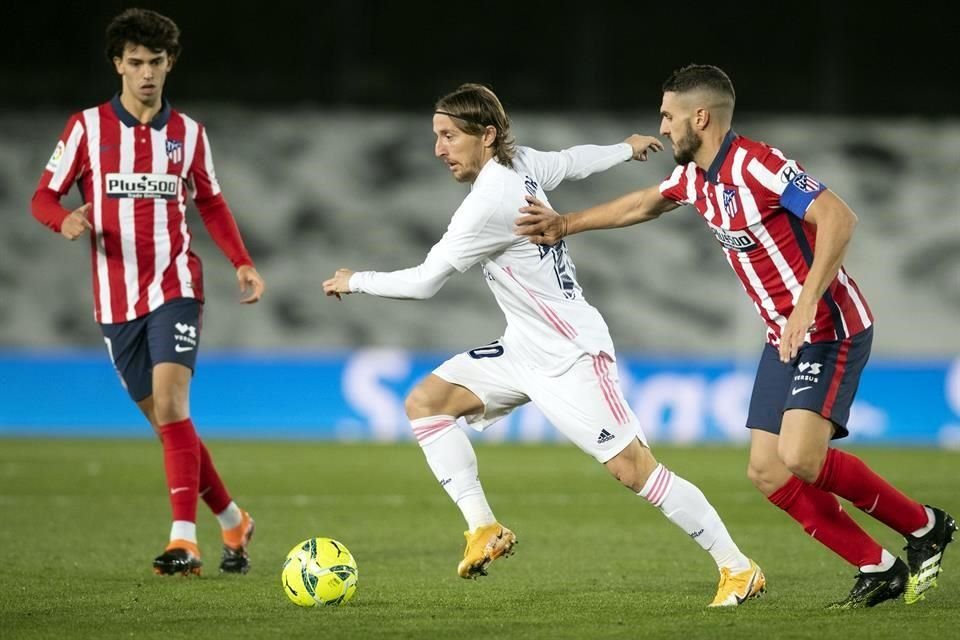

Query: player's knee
[[778, 450, 822, 484], [151, 390, 189, 425], [404, 384, 438, 420], [605, 443, 653, 492], [746, 461, 774, 494]]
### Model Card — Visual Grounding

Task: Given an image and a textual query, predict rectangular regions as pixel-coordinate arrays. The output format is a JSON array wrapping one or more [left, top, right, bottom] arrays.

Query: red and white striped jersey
[[32, 95, 252, 324], [659, 131, 872, 345]]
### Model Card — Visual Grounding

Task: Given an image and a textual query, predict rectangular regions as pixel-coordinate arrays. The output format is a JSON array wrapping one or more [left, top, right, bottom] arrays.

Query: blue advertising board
[[1, 349, 958, 446]]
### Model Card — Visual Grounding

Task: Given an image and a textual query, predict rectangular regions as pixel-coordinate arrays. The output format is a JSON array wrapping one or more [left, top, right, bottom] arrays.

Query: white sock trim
[[170, 520, 197, 544], [860, 548, 897, 573], [411, 414, 457, 446], [638, 463, 674, 508], [910, 507, 936, 538], [216, 501, 243, 530]]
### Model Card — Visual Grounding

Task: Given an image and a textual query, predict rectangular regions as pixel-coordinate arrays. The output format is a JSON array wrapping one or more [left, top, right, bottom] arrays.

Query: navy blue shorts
[[99, 298, 203, 402], [746, 326, 872, 440]]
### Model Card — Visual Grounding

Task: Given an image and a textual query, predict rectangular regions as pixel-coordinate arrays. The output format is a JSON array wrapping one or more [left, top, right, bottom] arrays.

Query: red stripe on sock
[[769, 475, 882, 567], [159, 418, 200, 523], [814, 448, 928, 535], [199, 440, 232, 515]]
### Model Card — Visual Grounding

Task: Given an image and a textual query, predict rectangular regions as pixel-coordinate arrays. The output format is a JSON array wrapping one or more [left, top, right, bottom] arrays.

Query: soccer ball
[[281, 537, 359, 607]]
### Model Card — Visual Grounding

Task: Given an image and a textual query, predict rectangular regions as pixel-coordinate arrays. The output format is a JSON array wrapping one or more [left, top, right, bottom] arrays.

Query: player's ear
[[166, 54, 176, 71], [113, 56, 124, 75], [695, 107, 710, 131], [482, 125, 497, 148]]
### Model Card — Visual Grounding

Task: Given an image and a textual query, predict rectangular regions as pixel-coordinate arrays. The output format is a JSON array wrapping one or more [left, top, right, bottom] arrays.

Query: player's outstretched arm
[[323, 251, 458, 302], [624, 134, 664, 161], [237, 264, 265, 304], [323, 268, 354, 301], [515, 186, 677, 245]]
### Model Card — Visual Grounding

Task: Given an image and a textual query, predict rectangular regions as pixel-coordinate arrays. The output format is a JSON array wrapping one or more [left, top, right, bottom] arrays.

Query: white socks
[[216, 501, 244, 530], [860, 548, 897, 573], [170, 502, 241, 544], [170, 520, 197, 544], [639, 463, 751, 574], [910, 506, 936, 538], [412, 415, 496, 531]]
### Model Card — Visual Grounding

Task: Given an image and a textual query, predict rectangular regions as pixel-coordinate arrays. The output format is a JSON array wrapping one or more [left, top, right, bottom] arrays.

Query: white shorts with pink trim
[[432, 340, 646, 462]]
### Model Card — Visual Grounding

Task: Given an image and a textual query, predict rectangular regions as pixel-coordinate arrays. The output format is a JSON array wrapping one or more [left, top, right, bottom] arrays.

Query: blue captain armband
[[780, 173, 827, 218]]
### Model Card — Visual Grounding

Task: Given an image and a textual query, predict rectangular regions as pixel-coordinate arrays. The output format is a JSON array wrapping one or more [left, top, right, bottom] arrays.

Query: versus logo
[[105, 173, 179, 200], [798, 361, 822, 375], [793, 361, 822, 385], [710, 226, 758, 252]]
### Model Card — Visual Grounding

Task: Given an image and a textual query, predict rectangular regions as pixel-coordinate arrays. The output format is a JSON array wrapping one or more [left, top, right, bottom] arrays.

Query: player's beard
[[673, 120, 702, 165]]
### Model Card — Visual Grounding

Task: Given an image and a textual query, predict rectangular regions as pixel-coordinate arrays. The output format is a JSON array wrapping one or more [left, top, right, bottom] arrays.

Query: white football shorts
[[432, 339, 646, 462]]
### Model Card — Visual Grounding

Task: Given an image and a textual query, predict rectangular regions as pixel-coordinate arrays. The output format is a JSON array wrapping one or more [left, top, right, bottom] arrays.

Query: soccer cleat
[[457, 523, 517, 579], [904, 506, 957, 604], [153, 539, 202, 576], [827, 557, 908, 609], [708, 559, 766, 607], [220, 510, 255, 574]]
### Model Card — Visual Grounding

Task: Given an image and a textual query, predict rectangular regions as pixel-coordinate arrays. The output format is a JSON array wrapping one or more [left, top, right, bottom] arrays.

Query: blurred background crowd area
[[2, 0, 958, 357], [3, 111, 959, 355]]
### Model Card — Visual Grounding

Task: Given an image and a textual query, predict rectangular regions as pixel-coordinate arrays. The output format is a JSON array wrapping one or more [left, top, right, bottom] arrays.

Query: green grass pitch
[[1, 439, 958, 639]]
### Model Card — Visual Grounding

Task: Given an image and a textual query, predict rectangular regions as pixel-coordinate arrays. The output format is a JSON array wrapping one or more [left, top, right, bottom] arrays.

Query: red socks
[[198, 441, 232, 515], [159, 418, 200, 522], [814, 448, 927, 535], [769, 475, 882, 567]]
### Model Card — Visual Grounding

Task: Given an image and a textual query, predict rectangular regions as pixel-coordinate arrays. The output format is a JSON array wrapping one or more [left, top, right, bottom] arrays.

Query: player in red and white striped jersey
[[516, 64, 954, 608], [30, 8, 264, 577]]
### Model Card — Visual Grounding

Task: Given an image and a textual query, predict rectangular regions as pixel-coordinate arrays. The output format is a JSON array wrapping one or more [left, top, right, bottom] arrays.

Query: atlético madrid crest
[[165, 139, 183, 164]]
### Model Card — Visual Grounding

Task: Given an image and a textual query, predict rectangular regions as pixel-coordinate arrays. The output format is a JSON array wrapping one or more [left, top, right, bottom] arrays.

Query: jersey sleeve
[[658, 164, 696, 204], [188, 124, 223, 201], [189, 124, 253, 268], [432, 192, 513, 272], [348, 247, 458, 299], [519, 143, 632, 191], [31, 114, 87, 232], [743, 148, 827, 219]]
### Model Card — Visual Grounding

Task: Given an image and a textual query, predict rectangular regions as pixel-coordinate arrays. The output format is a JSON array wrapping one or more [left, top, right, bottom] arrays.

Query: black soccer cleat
[[219, 545, 250, 574], [219, 510, 254, 574], [904, 505, 957, 604], [827, 557, 908, 609], [153, 542, 203, 576]]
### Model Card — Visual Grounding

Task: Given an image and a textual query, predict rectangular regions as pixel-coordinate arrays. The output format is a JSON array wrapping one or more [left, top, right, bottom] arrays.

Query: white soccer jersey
[[352, 143, 633, 375]]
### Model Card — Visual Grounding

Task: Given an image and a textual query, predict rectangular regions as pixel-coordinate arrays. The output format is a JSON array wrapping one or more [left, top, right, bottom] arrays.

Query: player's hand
[[323, 268, 354, 301], [60, 203, 93, 240], [779, 300, 817, 362], [516, 195, 567, 245], [624, 134, 664, 161], [237, 265, 265, 304]]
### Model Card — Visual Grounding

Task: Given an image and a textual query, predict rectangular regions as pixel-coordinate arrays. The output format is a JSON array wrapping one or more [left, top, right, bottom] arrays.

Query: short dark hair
[[435, 83, 517, 168], [662, 64, 735, 104], [105, 8, 181, 63]]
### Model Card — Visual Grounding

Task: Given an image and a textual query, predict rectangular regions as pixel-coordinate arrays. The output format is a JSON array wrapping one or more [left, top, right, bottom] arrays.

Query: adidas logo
[[596, 429, 615, 444]]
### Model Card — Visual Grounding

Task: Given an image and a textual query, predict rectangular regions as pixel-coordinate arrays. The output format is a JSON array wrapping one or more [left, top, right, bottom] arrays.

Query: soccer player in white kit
[[323, 83, 765, 606]]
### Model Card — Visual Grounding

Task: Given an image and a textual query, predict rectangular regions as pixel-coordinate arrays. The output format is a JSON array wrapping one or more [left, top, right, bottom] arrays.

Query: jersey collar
[[706, 129, 738, 183], [110, 93, 172, 130]]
